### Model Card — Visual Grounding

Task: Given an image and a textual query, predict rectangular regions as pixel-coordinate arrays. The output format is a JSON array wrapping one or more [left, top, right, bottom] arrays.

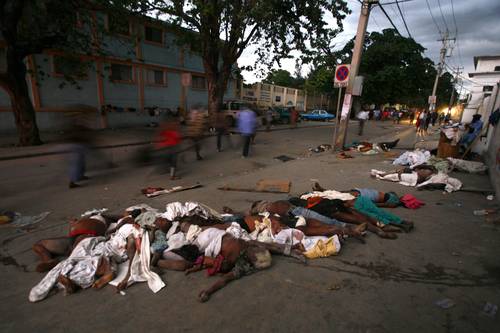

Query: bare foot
[[57, 275, 77, 295], [222, 206, 235, 214], [198, 290, 210, 302], [381, 225, 402, 233], [312, 182, 325, 192], [376, 230, 397, 239]]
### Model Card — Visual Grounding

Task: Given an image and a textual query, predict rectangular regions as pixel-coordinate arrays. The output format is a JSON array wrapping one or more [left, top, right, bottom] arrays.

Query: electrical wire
[[449, 0, 464, 68], [437, 0, 450, 32], [425, 0, 442, 34], [377, 3, 402, 36], [395, 0, 412, 39]]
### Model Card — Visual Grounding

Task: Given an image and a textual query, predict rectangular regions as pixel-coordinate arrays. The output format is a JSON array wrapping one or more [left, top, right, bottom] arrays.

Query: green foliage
[[263, 69, 304, 89], [308, 28, 456, 108], [127, 0, 349, 110]]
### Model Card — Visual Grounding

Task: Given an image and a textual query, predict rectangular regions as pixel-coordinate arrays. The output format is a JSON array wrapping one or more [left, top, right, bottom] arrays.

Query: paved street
[[1, 121, 499, 332]]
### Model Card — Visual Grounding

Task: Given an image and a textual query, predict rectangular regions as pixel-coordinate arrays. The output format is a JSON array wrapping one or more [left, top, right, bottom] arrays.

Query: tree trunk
[[4, 50, 42, 146], [205, 66, 229, 118]]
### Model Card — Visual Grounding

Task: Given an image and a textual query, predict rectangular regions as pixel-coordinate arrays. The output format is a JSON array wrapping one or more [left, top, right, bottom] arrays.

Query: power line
[[395, 0, 412, 39], [449, 0, 464, 68], [381, 0, 415, 5], [377, 3, 403, 36], [437, 0, 450, 32], [425, 0, 442, 34]]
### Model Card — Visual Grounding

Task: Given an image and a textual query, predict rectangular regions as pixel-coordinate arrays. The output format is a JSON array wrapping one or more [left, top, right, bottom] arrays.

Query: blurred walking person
[[357, 107, 369, 136], [290, 107, 298, 129], [155, 116, 182, 179], [266, 107, 273, 131], [186, 105, 207, 160], [214, 111, 232, 152], [67, 125, 89, 189], [238, 107, 257, 158]]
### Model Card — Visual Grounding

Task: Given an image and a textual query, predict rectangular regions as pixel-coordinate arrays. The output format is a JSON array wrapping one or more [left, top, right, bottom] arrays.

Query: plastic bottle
[[473, 209, 493, 216]]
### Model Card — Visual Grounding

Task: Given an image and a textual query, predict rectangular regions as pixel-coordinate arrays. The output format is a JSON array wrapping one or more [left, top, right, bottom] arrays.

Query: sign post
[[332, 64, 351, 148], [334, 64, 350, 88]]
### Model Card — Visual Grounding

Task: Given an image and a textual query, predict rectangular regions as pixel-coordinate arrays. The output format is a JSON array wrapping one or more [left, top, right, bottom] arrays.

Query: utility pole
[[334, 0, 378, 150], [447, 66, 463, 114], [428, 31, 455, 112]]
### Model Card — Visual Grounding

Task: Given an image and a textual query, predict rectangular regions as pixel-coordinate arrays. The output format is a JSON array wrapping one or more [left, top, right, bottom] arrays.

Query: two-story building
[[0, 12, 238, 133], [239, 82, 330, 112]]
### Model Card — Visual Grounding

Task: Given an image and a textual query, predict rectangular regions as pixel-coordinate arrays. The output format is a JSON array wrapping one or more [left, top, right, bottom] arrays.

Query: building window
[[483, 85, 494, 92], [275, 96, 281, 102], [110, 64, 133, 82], [53, 56, 88, 79], [145, 26, 163, 44], [494, 66, 500, 72], [108, 14, 130, 36], [192, 75, 206, 90], [146, 69, 166, 86]]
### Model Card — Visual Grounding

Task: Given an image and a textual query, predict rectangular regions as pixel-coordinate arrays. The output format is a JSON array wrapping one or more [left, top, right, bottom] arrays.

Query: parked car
[[221, 100, 256, 126], [274, 106, 301, 124], [300, 109, 335, 121]]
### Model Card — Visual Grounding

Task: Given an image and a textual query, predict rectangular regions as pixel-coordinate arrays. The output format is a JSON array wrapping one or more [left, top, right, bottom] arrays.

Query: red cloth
[[69, 229, 99, 238], [400, 194, 425, 209], [306, 197, 323, 209], [206, 255, 225, 276], [156, 129, 181, 149]]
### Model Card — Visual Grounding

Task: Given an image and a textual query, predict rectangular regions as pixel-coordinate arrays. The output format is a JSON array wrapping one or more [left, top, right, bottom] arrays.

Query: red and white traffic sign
[[334, 64, 350, 87]]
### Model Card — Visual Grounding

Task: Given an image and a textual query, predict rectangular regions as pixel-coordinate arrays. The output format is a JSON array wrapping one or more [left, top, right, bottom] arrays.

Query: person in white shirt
[[357, 109, 369, 136]]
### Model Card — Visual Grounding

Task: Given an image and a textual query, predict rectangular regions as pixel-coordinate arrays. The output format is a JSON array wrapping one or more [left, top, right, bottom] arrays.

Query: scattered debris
[[473, 209, 497, 216], [0, 211, 15, 225], [309, 144, 332, 153], [486, 195, 494, 201], [142, 183, 203, 198], [0, 211, 50, 228], [81, 208, 108, 218], [218, 179, 291, 193], [435, 298, 456, 309], [274, 155, 295, 162], [482, 302, 498, 317], [337, 152, 353, 159]]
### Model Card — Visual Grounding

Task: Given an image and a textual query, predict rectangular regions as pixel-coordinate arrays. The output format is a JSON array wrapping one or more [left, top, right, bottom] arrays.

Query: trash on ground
[[274, 155, 295, 162], [435, 298, 455, 309], [219, 179, 291, 193], [473, 209, 497, 216], [1, 211, 51, 228], [482, 302, 498, 317], [486, 195, 494, 201], [337, 152, 353, 159], [0, 211, 16, 225], [81, 208, 108, 218], [142, 184, 203, 198], [309, 144, 332, 153]]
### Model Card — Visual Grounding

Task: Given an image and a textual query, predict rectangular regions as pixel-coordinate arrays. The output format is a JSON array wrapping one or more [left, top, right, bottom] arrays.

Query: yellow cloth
[[304, 237, 339, 259], [0, 215, 11, 225]]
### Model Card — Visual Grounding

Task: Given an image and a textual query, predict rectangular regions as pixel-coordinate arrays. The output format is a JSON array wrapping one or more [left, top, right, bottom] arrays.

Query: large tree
[[134, 0, 350, 116], [319, 29, 455, 108], [0, 1, 107, 145]]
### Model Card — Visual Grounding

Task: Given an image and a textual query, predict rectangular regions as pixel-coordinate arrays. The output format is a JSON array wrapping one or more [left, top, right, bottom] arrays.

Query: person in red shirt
[[155, 117, 182, 179]]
